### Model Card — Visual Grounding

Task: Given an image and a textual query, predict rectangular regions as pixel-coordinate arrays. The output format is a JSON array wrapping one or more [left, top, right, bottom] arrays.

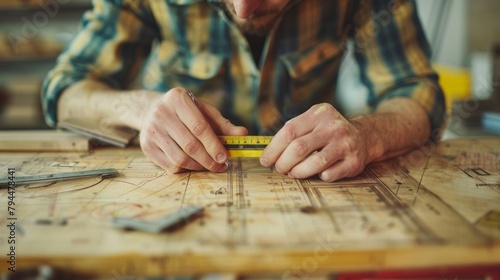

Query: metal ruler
[[110, 205, 205, 233], [0, 168, 119, 188], [219, 135, 273, 158]]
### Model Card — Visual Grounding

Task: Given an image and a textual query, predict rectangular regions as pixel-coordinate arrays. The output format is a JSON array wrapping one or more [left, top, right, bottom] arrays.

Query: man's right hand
[[140, 88, 248, 174], [58, 81, 247, 174]]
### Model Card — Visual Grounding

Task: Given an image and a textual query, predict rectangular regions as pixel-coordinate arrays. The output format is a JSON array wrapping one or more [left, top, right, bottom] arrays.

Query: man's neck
[[244, 33, 266, 66]]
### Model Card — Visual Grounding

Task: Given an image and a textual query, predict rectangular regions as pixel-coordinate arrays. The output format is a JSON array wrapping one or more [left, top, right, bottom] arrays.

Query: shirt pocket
[[152, 48, 225, 93], [173, 52, 224, 80], [144, 46, 226, 94], [280, 39, 344, 98]]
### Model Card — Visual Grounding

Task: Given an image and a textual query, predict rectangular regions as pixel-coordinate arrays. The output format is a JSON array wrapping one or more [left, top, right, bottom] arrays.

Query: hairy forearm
[[350, 97, 431, 163], [57, 80, 160, 130]]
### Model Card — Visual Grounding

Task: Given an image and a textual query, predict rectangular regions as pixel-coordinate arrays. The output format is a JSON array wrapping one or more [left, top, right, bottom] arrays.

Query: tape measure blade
[[219, 135, 272, 158], [227, 150, 264, 158]]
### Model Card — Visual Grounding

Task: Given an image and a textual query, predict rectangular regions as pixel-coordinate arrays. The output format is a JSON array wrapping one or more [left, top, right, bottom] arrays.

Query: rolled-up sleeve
[[41, 0, 158, 127], [352, 0, 446, 139]]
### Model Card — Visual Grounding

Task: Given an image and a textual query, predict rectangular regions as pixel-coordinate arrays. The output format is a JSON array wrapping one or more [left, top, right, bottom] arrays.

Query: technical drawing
[[0, 138, 499, 275]]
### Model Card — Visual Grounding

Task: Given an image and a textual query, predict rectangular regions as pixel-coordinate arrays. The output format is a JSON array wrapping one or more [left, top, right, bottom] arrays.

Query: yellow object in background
[[433, 64, 472, 112]]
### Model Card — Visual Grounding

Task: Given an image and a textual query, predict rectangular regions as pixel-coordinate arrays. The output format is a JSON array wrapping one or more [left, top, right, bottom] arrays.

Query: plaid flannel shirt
[[42, 0, 445, 136]]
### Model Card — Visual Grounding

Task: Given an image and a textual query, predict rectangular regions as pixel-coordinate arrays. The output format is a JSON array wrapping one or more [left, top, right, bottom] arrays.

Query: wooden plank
[[0, 130, 89, 152], [0, 138, 499, 276]]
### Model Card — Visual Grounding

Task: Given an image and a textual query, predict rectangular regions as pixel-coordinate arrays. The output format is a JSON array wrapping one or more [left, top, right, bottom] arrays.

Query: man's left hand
[[260, 103, 372, 182]]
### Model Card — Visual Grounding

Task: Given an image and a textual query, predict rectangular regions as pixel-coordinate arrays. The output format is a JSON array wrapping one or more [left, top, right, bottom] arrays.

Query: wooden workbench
[[0, 137, 499, 278]]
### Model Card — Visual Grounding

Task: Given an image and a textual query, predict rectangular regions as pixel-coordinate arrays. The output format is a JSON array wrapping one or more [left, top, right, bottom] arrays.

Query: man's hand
[[140, 88, 248, 174], [58, 81, 248, 174], [259, 103, 371, 182], [260, 98, 431, 182]]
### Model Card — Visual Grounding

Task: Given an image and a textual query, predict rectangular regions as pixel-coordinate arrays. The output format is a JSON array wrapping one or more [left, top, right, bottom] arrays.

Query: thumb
[[199, 101, 248, 136]]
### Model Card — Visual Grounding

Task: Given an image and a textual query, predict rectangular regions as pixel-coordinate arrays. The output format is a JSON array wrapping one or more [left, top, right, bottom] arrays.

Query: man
[[42, 0, 445, 182]]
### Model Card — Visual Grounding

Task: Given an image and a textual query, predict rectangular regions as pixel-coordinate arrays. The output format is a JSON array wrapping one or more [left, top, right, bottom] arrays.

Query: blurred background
[[0, 0, 499, 137], [0, 0, 89, 130]]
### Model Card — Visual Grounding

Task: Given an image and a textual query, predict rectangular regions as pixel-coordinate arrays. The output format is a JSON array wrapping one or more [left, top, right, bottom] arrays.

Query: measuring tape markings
[[219, 136, 273, 158]]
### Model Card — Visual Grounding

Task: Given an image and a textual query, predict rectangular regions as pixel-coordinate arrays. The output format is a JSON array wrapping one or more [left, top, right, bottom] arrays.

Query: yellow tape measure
[[219, 135, 273, 158]]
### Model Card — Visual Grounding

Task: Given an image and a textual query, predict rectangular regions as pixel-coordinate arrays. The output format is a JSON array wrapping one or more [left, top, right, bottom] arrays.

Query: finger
[[140, 88, 225, 172], [273, 133, 327, 174], [201, 102, 248, 136], [141, 130, 205, 172], [173, 93, 229, 169], [261, 103, 335, 167], [287, 147, 343, 179], [261, 103, 341, 169], [167, 116, 227, 172], [282, 127, 343, 178], [147, 147, 188, 174], [156, 136, 207, 172], [139, 113, 206, 172], [318, 157, 365, 182], [260, 114, 315, 168], [260, 119, 301, 167]]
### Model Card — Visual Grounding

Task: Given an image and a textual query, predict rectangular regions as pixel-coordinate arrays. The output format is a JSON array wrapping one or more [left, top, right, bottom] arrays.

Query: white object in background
[[336, 41, 370, 117], [471, 52, 493, 100]]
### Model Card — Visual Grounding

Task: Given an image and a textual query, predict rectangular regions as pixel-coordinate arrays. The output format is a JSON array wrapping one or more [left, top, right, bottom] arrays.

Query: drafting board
[[0, 138, 499, 277]]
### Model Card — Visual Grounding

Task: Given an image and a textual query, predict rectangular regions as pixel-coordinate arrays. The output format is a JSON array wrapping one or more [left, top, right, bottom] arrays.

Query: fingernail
[[217, 164, 228, 172], [260, 157, 269, 167], [216, 153, 227, 164], [320, 171, 330, 182]]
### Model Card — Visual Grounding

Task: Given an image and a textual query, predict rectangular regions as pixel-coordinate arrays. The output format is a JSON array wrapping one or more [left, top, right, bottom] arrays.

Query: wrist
[[350, 115, 386, 163], [109, 90, 162, 131]]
